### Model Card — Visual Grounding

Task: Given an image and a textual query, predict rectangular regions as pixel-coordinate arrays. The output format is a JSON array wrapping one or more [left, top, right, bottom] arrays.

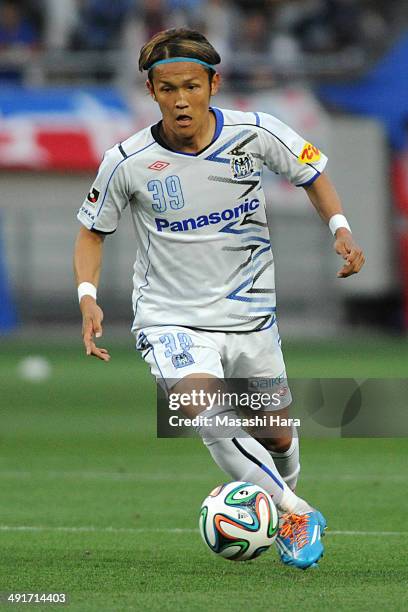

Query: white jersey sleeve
[[77, 145, 130, 233], [256, 111, 327, 187]]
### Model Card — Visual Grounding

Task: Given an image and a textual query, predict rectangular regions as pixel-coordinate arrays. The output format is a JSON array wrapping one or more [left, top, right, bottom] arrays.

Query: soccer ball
[[199, 481, 278, 561]]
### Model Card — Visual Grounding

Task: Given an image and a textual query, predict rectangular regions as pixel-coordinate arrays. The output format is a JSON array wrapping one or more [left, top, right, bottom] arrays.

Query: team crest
[[231, 153, 254, 180], [172, 351, 194, 369]]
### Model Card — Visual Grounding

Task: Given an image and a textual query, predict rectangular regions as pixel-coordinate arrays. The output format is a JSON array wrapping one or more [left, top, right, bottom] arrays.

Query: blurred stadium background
[[0, 0, 408, 337], [1, 3, 408, 609]]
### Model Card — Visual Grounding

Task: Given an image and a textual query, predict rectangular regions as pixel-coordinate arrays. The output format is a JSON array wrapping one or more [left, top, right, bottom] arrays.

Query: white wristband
[[78, 282, 97, 303], [329, 214, 351, 236]]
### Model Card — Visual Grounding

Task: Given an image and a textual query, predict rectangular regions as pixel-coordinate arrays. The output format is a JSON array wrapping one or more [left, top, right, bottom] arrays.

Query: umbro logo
[[149, 161, 170, 171]]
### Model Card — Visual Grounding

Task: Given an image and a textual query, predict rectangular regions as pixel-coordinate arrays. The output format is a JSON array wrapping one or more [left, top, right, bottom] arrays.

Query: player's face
[[147, 62, 220, 142]]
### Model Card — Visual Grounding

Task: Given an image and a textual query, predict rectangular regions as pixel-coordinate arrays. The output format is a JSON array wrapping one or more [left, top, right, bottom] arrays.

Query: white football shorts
[[135, 323, 292, 411]]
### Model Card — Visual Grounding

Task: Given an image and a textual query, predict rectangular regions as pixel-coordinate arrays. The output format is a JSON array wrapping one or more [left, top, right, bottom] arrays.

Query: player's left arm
[[304, 172, 365, 278]]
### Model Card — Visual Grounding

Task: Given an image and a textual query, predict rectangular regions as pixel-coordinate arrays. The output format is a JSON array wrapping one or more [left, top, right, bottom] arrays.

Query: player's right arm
[[74, 143, 131, 360], [74, 226, 110, 361]]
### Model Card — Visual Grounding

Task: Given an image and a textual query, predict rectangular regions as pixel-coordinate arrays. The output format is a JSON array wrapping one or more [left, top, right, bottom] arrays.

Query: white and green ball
[[199, 481, 278, 561]]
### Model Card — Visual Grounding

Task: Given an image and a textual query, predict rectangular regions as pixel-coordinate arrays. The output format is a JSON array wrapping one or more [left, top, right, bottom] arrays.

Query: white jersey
[[78, 107, 327, 333]]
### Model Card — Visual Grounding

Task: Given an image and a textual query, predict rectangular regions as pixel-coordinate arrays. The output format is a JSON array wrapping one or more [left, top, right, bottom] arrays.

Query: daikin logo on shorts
[[154, 198, 260, 232]]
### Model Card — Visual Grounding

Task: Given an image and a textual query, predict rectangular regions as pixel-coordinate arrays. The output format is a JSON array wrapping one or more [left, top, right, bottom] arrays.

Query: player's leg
[[255, 417, 300, 492], [137, 325, 325, 569], [267, 435, 300, 492], [136, 326, 310, 514], [223, 325, 301, 491], [251, 408, 322, 570], [261, 423, 324, 570], [172, 373, 310, 515], [226, 324, 326, 569]]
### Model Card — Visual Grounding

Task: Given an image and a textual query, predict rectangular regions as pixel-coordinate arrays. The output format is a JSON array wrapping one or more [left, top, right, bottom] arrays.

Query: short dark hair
[[139, 28, 221, 83]]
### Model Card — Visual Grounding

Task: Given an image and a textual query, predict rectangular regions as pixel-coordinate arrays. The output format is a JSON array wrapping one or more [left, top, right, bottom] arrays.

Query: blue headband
[[149, 57, 216, 71]]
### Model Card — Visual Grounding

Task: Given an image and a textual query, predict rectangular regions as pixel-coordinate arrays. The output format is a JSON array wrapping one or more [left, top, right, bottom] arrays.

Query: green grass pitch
[[1, 337, 408, 611]]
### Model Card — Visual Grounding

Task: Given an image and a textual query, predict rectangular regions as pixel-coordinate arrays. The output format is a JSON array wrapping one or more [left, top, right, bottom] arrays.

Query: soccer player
[[74, 28, 365, 569]]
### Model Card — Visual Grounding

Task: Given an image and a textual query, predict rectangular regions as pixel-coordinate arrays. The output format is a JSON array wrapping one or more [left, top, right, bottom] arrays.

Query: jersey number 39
[[147, 175, 185, 212]]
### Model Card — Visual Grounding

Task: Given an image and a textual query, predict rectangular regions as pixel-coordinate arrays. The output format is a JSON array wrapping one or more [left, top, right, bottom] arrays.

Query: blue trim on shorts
[[143, 331, 169, 393]]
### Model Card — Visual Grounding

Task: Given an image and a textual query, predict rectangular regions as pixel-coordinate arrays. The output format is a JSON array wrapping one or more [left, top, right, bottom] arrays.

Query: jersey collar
[[150, 107, 224, 157]]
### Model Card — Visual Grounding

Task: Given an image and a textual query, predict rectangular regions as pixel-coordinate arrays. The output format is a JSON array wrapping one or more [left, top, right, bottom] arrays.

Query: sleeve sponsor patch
[[87, 187, 100, 207], [298, 142, 321, 164], [79, 204, 96, 222]]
